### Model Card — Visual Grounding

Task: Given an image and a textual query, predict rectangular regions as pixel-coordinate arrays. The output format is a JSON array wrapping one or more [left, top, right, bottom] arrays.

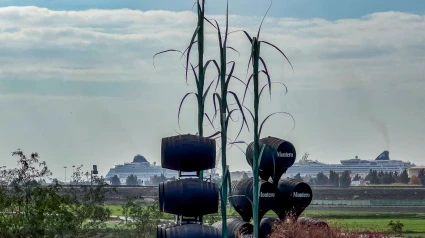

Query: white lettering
[[260, 192, 275, 198], [277, 152, 294, 158], [292, 192, 311, 198]]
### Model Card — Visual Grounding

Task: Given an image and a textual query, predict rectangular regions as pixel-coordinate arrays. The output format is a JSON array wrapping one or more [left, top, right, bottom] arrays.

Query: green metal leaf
[[204, 113, 216, 131], [256, 0, 273, 40], [259, 111, 296, 138], [259, 40, 294, 72], [259, 82, 288, 101], [177, 92, 198, 130], [185, 26, 201, 80], [226, 46, 240, 56], [152, 49, 185, 68], [227, 91, 250, 135], [203, 79, 216, 104]]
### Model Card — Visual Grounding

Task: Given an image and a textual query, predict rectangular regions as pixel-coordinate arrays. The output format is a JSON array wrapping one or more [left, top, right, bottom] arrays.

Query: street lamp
[[72, 165, 75, 184], [64, 166, 67, 184], [91, 165, 98, 186]]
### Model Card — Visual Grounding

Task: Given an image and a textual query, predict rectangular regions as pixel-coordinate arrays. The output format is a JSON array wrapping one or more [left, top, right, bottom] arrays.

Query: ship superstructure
[[105, 154, 217, 184], [285, 151, 413, 176]]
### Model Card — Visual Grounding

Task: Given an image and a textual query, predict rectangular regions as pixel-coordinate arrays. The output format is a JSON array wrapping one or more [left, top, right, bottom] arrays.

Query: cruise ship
[[285, 151, 413, 177], [105, 154, 218, 184]]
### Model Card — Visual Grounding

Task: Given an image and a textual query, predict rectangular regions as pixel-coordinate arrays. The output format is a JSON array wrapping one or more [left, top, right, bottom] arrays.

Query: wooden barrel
[[157, 222, 177, 238], [229, 178, 276, 222], [246, 137, 296, 184], [274, 178, 312, 220], [161, 134, 216, 172], [159, 178, 219, 217], [259, 218, 279, 238], [297, 217, 329, 229], [164, 223, 220, 238], [212, 218, 253, 238]]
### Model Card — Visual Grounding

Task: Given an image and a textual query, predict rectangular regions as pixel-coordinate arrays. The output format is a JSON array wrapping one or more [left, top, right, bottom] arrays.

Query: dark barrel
[[246, 137, 296, 184], [161, 134, 216, 172], [159, 178, 219, 217], [212, 218, 253, 238], [274, 178, 313, 220], [259, 218, 279, 238], [164, 223, 220, 238], [229, 178, 277, 222], [297, 217, 329, 229], [157, 222, 177, 238]]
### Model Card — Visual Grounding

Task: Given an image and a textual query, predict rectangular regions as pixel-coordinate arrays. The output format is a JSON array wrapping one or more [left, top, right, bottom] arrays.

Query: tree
[[242, 172, 249, 180], [417, 169, 425, 186], [339, 170, 352, 188], [0, 150, 114, 237], [328, 170, 339, 187], [352, 174, 361, 181], [315, 172, 329, 185], [294, 173, 303, 182], [150, 174, 167, 186], [388, 220, 404, 236], [408, 175, 422, 185], [111, 175, 121, 186], [126, 174, 138, 186], [399, 169, 409, 184]]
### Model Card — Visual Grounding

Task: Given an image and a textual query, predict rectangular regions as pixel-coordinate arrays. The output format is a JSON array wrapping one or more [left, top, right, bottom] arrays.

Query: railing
[[311, 199, 425, 206]]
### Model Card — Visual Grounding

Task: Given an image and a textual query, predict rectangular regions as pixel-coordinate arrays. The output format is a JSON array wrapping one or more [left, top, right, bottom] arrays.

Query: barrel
[[159, 178, 219, 217], [297, 217, 329, 229], [212, 218, 253, 238], [157, 222, 177, 238], [246, 137, 296, 184], [164, 223, 220, 238], [259, 218, 279, 238], [229, 178, 276, 222], [161, 134, 216, 172], [274, 178, 312, 220]]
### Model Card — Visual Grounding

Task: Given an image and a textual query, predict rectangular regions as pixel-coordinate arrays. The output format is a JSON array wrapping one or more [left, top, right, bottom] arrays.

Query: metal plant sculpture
[[202, 1, 250, 236], [153, 0, 213, 180], [231, 2, 295, 237], [153, 0, 248, 234]]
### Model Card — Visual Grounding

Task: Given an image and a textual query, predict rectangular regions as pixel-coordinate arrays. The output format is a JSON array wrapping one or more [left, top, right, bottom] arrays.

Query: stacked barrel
[[157, 134, 220, 238], [213, 136, 317, 238]]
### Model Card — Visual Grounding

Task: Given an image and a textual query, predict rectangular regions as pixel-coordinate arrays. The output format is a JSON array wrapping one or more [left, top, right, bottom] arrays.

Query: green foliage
[[148, 174, 167, 186], [111, 175, 121, 186], [339, 170, 352, 188], [352, 174, 362, 181], [126, 174, 138, 186], [115, 198, 164, 238], [418, 169, 425, 186], [0, 150, 115, 237], [388, 220, 404, 236], [294, 173, 303, 182], [315, 172, 329, 185], [366, 169, 408, 185], [400, 169, 410, 184], [328, 170, 339, 187]]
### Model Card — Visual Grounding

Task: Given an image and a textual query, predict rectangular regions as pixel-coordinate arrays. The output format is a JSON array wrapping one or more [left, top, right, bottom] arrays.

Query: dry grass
[[270, 218, 389, 238]]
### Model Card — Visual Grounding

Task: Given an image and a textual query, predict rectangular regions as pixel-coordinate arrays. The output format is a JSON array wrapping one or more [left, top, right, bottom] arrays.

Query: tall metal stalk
[[197, 0, 205, 180], [252, 37, 261, 238]]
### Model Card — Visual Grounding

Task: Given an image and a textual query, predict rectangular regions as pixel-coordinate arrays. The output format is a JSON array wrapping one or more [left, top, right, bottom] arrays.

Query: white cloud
[[0, 7, 424, 176], [0, 7, 423, 88]]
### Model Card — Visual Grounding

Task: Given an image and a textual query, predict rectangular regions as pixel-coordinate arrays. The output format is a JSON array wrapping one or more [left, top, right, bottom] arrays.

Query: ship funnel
[[375, 150, 390, 161]]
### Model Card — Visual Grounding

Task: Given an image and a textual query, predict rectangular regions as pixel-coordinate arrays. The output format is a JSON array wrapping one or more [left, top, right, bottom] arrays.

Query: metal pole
[[72, 165, 76, 199], [72, 165, 75, 184], [64, 166, 67, 183]]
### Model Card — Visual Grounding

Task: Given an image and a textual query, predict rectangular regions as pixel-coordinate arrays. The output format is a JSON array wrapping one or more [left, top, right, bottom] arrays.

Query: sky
[[0, 0, 424, 180]]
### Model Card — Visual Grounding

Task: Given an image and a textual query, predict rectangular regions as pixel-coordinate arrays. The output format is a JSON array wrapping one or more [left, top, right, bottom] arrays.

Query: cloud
[[0, 6, 424, 176], [0, 7, 423, 89]]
